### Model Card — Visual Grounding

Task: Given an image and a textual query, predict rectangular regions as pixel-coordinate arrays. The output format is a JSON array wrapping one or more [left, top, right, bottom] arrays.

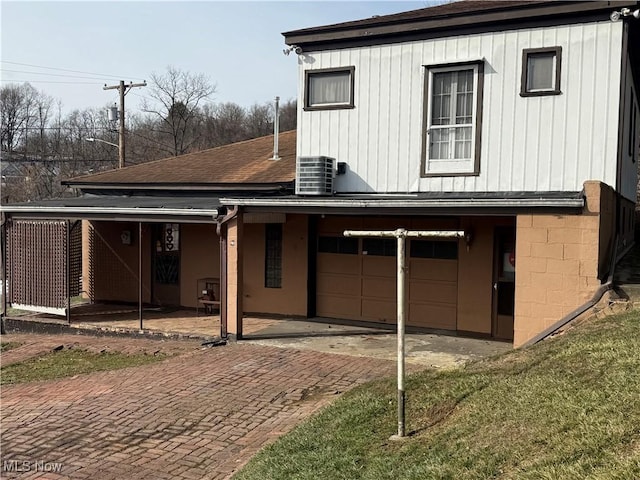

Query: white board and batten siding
[[297, 21, 624, 194]]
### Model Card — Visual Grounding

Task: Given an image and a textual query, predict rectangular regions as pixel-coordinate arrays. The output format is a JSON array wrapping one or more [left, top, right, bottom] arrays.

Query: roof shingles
[[67, 130, 296, 186]]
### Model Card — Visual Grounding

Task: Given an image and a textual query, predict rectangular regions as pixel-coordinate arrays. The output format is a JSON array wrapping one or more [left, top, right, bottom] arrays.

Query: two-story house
[[2, 0, 638, 348], [219, 0, 639, 346]]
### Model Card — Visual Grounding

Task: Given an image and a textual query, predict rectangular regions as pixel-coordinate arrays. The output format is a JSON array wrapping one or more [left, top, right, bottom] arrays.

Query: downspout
[[521, 235, 619, 348], [215, 206, 238, 339]]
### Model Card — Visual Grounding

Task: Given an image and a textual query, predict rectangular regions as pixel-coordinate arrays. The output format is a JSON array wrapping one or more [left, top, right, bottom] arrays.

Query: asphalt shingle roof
[[67, 130, 296, 186]]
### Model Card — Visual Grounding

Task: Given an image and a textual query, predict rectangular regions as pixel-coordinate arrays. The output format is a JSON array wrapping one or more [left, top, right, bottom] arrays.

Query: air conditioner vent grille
[[296, 156, 335, 196]]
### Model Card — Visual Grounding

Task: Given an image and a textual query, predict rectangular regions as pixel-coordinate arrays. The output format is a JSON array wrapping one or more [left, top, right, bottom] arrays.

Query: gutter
[[220, 197, 585, 209], [520, 236, 619, 348], [0, 205, 221, 217], [62, 182, 294, 192]]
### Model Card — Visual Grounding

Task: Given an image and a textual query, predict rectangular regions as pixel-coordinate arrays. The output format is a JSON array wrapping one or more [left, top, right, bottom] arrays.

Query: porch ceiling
[[0, 195, 222, 223]]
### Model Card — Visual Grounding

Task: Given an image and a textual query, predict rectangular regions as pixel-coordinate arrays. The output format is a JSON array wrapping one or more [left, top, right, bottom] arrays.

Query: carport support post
[[1, 213, 6, 334], [139, 222, 143, 330], [66, 220, 71, 325]]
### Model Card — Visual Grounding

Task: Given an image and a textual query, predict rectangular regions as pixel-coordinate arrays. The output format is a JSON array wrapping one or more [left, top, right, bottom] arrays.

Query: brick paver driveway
[[1, 335, 397, 479]]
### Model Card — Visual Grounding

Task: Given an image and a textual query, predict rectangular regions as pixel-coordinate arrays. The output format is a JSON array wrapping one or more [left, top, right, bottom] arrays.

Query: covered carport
[[0, 195, 228, 336]]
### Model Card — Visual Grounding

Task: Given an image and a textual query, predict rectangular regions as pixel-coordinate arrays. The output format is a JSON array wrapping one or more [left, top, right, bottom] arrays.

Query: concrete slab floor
[[7, 305, 512, 368], [242, 317, 512, 368]]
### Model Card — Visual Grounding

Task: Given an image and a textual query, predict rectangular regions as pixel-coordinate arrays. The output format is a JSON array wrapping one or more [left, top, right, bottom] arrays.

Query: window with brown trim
[[520, 47, 562, 97], [304, 67, 355, 111], [422, 60, 484, 176], [265, 224, 282, 288]]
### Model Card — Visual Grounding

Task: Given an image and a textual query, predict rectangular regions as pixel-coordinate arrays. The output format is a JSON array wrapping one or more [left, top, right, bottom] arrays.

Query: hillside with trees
[[1, 67, 296, 203]]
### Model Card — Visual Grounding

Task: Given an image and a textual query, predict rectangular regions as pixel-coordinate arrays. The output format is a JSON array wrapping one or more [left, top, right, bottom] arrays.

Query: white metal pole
[[395, 229, 406, 438], [343, 228, 466, 440]]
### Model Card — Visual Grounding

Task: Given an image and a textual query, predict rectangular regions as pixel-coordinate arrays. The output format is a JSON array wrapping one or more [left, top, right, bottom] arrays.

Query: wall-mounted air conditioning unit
[[296, 156, 335, 195]]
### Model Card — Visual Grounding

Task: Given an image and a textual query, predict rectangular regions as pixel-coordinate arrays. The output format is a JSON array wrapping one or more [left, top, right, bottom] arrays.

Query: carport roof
[[221, 191, 585, 215], [0, 195, 222, 223]]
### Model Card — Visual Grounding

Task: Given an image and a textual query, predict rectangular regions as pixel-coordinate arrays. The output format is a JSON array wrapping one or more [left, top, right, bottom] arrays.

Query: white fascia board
[[220, 197, 584, 209]]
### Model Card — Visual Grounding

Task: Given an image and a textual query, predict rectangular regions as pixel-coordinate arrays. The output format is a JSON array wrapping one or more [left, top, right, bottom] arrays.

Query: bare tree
[[245, 103, 273, 139], [142, 66, 215, 156], [279, 98, 297, 132], [1, 83, 37, 153]]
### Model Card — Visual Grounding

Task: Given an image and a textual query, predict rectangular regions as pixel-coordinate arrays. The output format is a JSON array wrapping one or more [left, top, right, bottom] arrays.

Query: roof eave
[[63, 181, 295, 192], [219, 194, 585, 216], [283, 1, 637, 48]]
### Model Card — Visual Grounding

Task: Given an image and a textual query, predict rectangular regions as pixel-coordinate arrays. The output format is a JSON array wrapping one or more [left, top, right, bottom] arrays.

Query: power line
[[0, 79, 100, 85], [0, 68, 123, 81], [0, 60, 144, 82]]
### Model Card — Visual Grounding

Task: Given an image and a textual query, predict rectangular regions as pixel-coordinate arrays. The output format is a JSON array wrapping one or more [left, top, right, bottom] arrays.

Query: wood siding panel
[[298, 22, 623, 194]]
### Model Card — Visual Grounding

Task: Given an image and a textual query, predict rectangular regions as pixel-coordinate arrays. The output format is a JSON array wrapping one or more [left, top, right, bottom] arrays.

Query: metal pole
[[66, 220, 71, 325], [343, 228, 466, 440], [1, 214, 7, 334], [395, 229, 406, 438], [118, 81, 125, 169], [139, 222, 143, 330], [271, 96, 280, 160]]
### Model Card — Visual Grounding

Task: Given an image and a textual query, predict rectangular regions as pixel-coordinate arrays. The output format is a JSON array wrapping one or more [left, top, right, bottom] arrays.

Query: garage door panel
[[409, 281, 457, 304], [409, 259, 457, 282], [362, 276, 395, 299], [361, 299, 396, 323], [317, 295, 361, 318], [316, 221, 460, 331], [317, 273, 360, 296], [318, 253, 360, 274], [362, 256, 395, 277], [409, 303, 457, 330]]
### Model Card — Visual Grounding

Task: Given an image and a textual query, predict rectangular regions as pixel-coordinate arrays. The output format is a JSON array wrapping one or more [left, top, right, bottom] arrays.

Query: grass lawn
[[0, 342, 22, 352], [235, 309, 640, 480], [1, 349, 166, 385]]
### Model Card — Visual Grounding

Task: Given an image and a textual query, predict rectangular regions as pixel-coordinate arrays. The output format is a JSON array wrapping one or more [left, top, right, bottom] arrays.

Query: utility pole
[[103, 80, 146, 168]]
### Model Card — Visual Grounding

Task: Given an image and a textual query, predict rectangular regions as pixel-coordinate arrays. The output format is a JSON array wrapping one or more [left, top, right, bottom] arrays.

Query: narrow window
[[410, 240, 458, 260], [362, 238, 396, 257], [318, 236, 358, 254], [304, 67, 355, 110], [520, 47, 562, 96], [422, 61, 484, 176], [265, 224, 282, 288]]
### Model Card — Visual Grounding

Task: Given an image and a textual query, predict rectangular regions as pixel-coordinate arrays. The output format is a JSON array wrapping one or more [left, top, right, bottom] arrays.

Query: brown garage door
[[316, 232, 458, 330]]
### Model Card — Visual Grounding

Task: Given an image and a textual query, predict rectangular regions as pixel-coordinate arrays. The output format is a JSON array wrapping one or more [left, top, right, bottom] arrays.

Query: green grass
[[1, 349, 166, 385], [0, 341, 22, 352], [235, 309, 640, 480]]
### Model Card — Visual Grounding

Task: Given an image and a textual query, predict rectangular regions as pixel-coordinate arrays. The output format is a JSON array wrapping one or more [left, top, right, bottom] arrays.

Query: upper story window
[[422, 61, 484, 176], [520, 47, 562, 97], [304, 67, 355, 111]]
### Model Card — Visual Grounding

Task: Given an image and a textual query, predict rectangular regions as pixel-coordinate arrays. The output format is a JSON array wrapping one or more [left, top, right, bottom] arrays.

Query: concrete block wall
[[513, 181, 612, 346]]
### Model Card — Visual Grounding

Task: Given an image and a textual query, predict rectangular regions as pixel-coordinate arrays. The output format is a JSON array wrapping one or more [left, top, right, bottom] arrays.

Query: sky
[[1, 1, 433, 116]]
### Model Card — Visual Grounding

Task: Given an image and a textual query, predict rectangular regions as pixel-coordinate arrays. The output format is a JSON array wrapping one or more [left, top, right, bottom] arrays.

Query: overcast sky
[[1, 1, 436, 115]]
